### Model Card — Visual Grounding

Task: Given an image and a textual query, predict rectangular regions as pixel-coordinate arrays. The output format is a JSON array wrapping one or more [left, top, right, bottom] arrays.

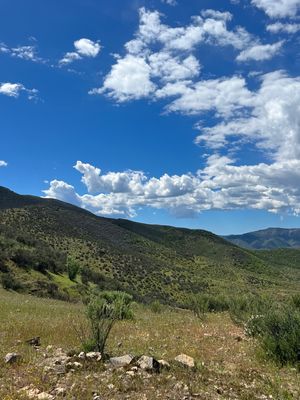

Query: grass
[[0, 288, 299, 399]]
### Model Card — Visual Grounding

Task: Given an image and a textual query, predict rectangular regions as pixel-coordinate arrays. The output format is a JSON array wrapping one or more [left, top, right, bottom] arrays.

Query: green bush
[[188, 293, 230, 319], [246, 304, 300, 366], [83, 291, 134, 353], [150, 300, 164, 313], [1, 272, 23, 291], [228, 293, 270, 325], [67, 257, 80, 281]]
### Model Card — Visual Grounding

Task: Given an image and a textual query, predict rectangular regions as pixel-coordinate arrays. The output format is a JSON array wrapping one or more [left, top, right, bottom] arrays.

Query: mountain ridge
[[224, 227, 300, 249]]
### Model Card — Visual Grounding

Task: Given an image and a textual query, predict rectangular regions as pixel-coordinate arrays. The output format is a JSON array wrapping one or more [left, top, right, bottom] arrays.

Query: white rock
[[174, 354, 195, 368], [4, 352, 21, 364], [86, 351, 102, 361], [109, 354, 133, 368], [37, 393, 54, 400]]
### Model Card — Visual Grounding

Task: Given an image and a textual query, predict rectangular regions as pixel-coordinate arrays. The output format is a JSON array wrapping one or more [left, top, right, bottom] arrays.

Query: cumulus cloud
[[194, 71, 300, 162], [0, 82, 38, 100], [0, 160, 7, 167], [236, 41, 284, 62], [74, 38, 101, 57], [43, 158, 300, 217], [252, 0, 300, 18], [267, 22, 300, 34], [59, 38, 101, 65], [90, 55, 155, 101], [91, 8, 282, 102]]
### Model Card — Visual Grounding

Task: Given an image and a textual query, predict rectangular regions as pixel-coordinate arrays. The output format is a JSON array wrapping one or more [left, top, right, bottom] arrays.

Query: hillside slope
[[0, 186, 299, 304], [224, 227, 300, 249]]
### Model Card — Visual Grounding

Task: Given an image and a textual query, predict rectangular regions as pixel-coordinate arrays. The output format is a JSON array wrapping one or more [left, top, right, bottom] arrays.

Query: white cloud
[[59, 52, 82, 65], [90, 55, 156, 101], [0, 42, 45, 63], [161, 0, 177, 5], [93, 8, 281, 102], [252, 0, 300, 18], [44, 157, 300, 217], [0, 161, 7, 167], [0, 82, 38, 100], [236, 41, 284, 62], [195, 71, 300, 162], [267, 22, 300, 33], [74, 38, 101, 57], [60, 38, 101, 65]]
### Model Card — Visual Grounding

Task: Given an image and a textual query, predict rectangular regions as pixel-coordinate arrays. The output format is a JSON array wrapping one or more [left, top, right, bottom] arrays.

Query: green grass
[[0, 289, 299, 399]]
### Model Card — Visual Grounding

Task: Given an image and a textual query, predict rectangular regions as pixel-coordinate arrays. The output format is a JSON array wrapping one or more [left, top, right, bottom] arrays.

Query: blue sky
[[1, 0, 300, 235]]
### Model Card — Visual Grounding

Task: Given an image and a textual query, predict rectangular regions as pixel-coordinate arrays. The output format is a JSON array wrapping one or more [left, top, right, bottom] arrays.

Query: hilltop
[[0, 186, 300, 304], [224, 227, 300, 249]]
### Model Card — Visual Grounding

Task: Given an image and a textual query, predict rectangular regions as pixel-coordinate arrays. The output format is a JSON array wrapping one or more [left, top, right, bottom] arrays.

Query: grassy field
[[0, 288, 299, 400]]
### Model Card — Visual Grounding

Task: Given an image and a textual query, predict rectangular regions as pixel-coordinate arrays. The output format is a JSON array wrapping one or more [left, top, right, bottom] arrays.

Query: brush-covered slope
[[224, 228, 300, 249], [0, 186, 299, 304]]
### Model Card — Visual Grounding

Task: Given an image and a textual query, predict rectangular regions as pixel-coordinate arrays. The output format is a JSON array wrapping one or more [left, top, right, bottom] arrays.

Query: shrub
[[150, 300, 164, 313], [188, 293, 230, 319], [1, 272, 23, 291], [67, 257, 80, 281], [228, 293, 270, 325], [81, 291, 134, 354], [246, 304, 300, 366]]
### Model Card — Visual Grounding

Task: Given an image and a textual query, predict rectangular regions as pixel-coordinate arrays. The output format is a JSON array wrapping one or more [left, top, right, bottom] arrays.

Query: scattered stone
[[158, 359, 170, 370], [26, 336, 41, 346], [52, 387, 66, 396], [86, 352, 102, 361], [126, 370, 135, 377], [66, 361, 82, 371], [137, 355, 160, 372], [78, 351, 86, 359], [4, 352, 21, 364], [109, 354, 134, 368], [174, 354, 195, 368], [37, 393, 54, 400]]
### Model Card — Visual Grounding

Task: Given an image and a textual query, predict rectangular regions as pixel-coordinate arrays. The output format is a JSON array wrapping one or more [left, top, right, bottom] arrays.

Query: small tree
[[67, 257, 80, 281], [84, 291, 133, 354]]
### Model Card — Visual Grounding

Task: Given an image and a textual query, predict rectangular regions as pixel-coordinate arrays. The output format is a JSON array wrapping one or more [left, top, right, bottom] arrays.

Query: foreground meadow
[[0, 289, 299, 400]]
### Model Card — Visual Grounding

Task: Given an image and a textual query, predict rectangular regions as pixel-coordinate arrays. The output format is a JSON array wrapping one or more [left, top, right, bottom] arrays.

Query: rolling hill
[[0, 186, 300, 305], [224, 228, 300, 249]]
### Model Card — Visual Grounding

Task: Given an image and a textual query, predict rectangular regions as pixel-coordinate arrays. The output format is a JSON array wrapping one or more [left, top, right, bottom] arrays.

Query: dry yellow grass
[[0, 289, 299, 399]]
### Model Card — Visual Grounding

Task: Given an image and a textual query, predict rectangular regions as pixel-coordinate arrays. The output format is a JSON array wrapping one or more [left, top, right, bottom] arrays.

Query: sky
[[1, 0, 300, 235]]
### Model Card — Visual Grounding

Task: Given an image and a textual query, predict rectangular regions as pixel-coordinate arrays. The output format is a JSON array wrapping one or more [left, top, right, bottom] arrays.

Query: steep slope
[[224, 228, 300, 249], [0, 186, 299, 304]]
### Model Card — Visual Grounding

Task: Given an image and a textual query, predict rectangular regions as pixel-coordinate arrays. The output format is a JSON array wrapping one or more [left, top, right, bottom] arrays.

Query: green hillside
[[1, 186, 300, 304]]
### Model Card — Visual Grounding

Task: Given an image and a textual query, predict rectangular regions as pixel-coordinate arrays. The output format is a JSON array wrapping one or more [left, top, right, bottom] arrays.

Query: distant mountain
[[1, 186, 300, 304], [224, 228, 300, 249]]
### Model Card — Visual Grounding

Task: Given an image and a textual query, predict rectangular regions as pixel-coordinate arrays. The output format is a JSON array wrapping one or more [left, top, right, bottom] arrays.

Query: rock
[[137, 355, 160, 372], [52, 387, 66, 396], [18, 386, 40, 399], [86, 351, 102, 361], [37, 393, 54, 400], [174, 354, 195, 368], [4, 352, 21, 364], [66, 361, 82, 371], [109, 354, 134, 368], [26, 336, 41, 346], [158, 359, 170, 370], [78, 351, 86, 359], [126, 370, 135, 376]]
